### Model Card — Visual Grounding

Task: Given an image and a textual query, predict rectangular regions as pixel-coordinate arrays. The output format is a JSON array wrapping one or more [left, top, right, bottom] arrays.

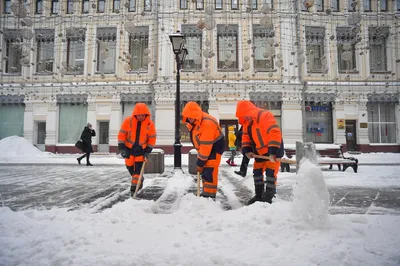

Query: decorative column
[[109, 95, 122, 153], [45, 101, 58, 153], [281, 97, 303, 145], [23, 101, 34, 144], [334, 99, 346, 145], [358, 100, 369, 146], [86, 96, 97, 147]]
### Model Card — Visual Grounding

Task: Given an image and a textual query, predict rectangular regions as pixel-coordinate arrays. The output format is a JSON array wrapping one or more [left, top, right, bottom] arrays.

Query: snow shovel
[[249, 154, 296, 165], [133, 161, 147, 199], [295, 141, 318, 173], [196, 171, 201, 197]]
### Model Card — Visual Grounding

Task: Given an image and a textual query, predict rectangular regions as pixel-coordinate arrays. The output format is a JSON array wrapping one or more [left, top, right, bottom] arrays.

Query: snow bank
[[0, 136, 47, 158], [291, 159, 330, 228]]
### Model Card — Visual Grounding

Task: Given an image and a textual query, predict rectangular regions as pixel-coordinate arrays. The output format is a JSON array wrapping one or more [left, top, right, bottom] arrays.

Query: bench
[[281, 144, 358, 173]]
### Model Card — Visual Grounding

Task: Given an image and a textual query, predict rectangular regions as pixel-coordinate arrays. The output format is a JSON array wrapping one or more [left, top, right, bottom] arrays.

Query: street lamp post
[[169, 31, 188, 169]]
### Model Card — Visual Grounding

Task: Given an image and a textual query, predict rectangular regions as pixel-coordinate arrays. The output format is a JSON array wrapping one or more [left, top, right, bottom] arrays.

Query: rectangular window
[[66, 28, 86, 74], [369, 27, 389, 73], [305, 102, 333, 143], [4, 0, 12, 13], [348, 0, 355, 11], [0, 105, 25, 139], [96, 28, 117, 74], [215, 0, 223, 9], [113, 0, 120, 11], [36, 0, 43, 14], [252, 0, 257, 9], [181, 25, 202, 71], [253, 24, 274, 71], [367, 102, 397, 143], [231, 0, 238, 9], [180, 0, 187, 9], [398, 0, 400, 11], [129, 26, 149, 71], [363, 0, 371, 11], [4, 30, 22, 74], [36, 30, 55, 73], [66, 0, 74, 13], [82, 0, 89, 13], [380, 0, 387, 11], [97, 0, 105, 12], [217, 24, 238, 70], [58, 103, 88, 144], [316, 0, 324, 11], [51, 0, 59, 14], [196, 0, 204, 9], [337, 27, 357, 72], [331, 0, 339, 11], [306, 26, 325, 72], [144, 0, 151, 11], [129, 0, 136, 11]]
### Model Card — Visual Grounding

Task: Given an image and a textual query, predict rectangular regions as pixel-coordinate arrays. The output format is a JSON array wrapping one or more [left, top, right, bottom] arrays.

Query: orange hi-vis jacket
[[236, 100, 282, 156], [118, 103, 156, 152], [182, 102, 225, 166]]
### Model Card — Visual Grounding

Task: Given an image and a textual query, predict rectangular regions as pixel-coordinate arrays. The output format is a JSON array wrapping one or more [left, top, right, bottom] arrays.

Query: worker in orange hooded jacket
[[182, 102, 225, 199], [118, 103, 156, 197], [236, 100, 284, 205]]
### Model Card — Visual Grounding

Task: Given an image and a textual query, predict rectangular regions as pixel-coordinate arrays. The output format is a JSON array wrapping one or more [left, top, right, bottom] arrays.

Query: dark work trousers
[[240, 155, 250, 175]]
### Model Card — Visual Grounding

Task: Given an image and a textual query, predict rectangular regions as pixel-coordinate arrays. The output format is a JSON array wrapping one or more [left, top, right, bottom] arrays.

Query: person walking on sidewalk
[[226, 125, 238, 166], [182, 101, 225, 199], [236, 100, 284, 205], [77, 123, 96, 166], [234, 126, 250, 177], [118, 103, 156, 197]]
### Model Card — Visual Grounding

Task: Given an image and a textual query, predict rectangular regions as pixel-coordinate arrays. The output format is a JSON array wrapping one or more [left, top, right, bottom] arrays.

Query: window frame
[[196, 0, 204, 9], [113, 0, 120, 12], [96, 28, 117, 74], [97, 0, 105, 13], [51, 0, 59, 14], [144, 0, 151, 11], [128, 26, 150, 71], [217, 24, 239, 71], [367, 102, 397, 144], [181, 25, 203, 71], [128, 0, 136, 11], [305, 26, 325, 73], [231, 0, 238, 10], [35, 0, 43, 14], [215, 0, 223, 10], [82, 0, 89, 13], [4, 0, 12, 14], [35, 31, 55, 74], [66, 0, 74, 14], [180, 0, 188, 9], [253, 24, 274, 72]]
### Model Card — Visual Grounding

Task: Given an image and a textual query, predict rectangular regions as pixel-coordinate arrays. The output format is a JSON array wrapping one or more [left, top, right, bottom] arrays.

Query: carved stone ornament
[[0, 95, 25, 105], [56, 94, 88, 104], [35, 29, 55, 42], [180, 92, 209, 102], [120, 93, 153, 103], [249, 91, 282, 102], [303, 93, 336, 102], [367, 93, 399, 103]]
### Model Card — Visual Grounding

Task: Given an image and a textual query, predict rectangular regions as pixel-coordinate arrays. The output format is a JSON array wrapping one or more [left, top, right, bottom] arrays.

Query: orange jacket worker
[[182, 102, 225, 199], [118, 103, 156, 197], [236, 100, 284, 205]]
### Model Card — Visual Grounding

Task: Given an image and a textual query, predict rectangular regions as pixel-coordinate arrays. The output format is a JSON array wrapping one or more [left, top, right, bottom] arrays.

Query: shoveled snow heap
[[0, 136, 46, 158]]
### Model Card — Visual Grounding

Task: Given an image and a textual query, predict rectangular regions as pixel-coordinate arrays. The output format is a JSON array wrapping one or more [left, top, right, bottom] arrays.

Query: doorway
[[219, 119, 238, 150], [36, 121, 46, 151], [98, 121, 109, 153], [345, 120, 357, 151]]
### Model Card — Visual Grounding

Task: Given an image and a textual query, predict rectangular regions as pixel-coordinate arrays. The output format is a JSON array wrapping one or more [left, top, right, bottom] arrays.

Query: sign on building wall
[[360, 123, 368, 128], [337, 118, 345, 129]]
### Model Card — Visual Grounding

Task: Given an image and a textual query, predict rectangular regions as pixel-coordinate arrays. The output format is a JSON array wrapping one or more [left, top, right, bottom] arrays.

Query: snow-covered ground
[[1, 136, 400, 266]]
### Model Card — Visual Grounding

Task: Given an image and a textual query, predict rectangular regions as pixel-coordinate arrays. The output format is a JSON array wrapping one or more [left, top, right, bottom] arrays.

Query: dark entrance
[[219, 120, 238, 151], [345, 120, 357, 151]]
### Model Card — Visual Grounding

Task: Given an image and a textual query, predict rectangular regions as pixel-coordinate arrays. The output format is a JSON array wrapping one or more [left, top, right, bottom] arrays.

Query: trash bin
[[145, 149, 165, 174], [188, 149, 198, 175]]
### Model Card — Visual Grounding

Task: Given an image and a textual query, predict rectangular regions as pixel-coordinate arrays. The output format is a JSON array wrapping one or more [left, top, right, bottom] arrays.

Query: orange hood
[[235, 100, 258, 118], [182, 101, 203, 125], [132, 103, 151, 120]]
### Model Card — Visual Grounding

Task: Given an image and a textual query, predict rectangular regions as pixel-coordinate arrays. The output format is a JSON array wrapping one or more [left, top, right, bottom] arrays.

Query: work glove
[[144, 153, 149, 161], [197, 166, 204, 174], [245, 152, 255, 159], [120, 148, 130, 159], [269, 154, 276, 162]]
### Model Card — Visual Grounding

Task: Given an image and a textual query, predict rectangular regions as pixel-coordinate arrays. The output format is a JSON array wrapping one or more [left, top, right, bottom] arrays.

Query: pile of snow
[[0, 136, 46, 158], [291, 159, 330, 228]]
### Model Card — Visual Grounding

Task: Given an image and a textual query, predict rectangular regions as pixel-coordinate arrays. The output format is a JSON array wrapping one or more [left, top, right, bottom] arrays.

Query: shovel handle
[[133, 160, 146, 198], [196, 171, 201, 197], [251, 154, 297, 165]]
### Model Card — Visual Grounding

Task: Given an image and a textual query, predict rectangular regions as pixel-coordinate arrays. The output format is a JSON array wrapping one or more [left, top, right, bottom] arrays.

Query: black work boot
[[247, 184, 265, 205], [263, 187, 276, 204], [234, 170, 246, 177]]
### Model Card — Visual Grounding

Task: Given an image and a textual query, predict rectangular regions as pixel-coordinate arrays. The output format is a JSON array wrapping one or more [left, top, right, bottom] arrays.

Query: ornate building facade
[[0, 0, 399, 153]]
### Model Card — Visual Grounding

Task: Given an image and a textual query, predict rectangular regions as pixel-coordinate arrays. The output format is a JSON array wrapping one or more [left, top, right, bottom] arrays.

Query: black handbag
[[75, 140, 84, 151]]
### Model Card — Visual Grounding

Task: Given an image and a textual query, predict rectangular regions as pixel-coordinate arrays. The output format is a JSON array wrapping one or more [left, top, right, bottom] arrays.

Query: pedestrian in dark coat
[[234, 126, 250, 177], [77, 122, 96, 166]]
